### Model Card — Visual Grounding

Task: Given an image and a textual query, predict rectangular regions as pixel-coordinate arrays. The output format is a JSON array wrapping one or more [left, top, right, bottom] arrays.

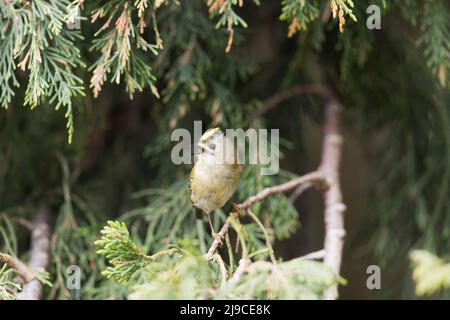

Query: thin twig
[[246, 209, 276, 264], [17, 204, 52, 300], [255, 84, 331, 116], [0, 253, 35, 283], [229, 216, 248, 259], [321, 0, 332, 24], [225, 234, 235, 272], [212, 254, 228, 287], [204, 212, 237, 260], [11, 217, 34, 231], [288, 182, 314, 203], [238, 171, 327, 210], [298, 249, 325, 260]]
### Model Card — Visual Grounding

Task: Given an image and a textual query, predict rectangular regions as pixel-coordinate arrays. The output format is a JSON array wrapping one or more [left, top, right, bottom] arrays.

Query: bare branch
[[11, 217, 34, 231], [319, 95, 346, 300], [238, 171, 327, 210], [228, 258, 251, 284], [298, 249, 325, 260], [17, 204, 52, 300], [321, 0, 332, 24], [204, 213, 237, 260], [255, 84, 331, 116], [0, 253, 35, 283], [288, 182, 314, 203], [212, 254, 228, 287]]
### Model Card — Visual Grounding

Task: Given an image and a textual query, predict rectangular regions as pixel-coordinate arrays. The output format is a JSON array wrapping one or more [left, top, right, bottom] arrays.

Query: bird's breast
[[190, 160, 241, 213]]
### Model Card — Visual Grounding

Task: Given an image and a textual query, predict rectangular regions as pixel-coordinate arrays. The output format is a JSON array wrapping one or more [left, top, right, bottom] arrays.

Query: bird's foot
[[212, 231, 224, 246], [231, 202, 244, 216]]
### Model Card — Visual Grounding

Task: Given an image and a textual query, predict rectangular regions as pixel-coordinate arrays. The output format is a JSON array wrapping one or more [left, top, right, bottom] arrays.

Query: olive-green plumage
[[189, 128, 243, 224]]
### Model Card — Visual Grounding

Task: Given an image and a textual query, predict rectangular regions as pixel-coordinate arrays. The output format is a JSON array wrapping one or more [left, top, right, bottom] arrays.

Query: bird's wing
[[188, 165, 195, 204]]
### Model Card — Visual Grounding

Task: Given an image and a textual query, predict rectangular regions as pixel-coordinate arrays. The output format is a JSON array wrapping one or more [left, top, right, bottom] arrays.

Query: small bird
[[189, 128, 243, 241]]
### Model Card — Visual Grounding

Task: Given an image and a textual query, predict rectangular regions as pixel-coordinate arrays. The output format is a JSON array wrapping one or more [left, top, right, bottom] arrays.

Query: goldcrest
[[189, 128, 243, 236]]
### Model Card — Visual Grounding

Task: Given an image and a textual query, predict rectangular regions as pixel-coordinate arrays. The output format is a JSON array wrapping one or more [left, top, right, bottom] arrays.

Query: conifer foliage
[[0, 0, 449, 300]]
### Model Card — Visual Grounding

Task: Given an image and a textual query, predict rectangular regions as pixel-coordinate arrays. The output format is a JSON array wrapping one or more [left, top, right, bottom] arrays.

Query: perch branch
[[255, 84, 331, 116], [238, 171, 327, 209], [17, 204, 52, 300], [204, 171, 327, 260], [319, 95, 346, 300], [204, 213, 237, 260], [299, 249, 325, 260]]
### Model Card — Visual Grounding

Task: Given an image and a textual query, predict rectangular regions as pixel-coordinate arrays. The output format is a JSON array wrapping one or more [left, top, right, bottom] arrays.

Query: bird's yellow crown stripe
[[200, 127, 221, 141]]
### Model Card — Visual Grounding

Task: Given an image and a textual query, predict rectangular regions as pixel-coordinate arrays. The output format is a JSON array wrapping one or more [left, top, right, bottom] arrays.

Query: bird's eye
[[210, 143, 216, 150]]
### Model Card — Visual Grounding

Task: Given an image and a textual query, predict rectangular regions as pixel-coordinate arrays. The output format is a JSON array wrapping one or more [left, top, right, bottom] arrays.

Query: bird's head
[[197, 127, 223, 156]]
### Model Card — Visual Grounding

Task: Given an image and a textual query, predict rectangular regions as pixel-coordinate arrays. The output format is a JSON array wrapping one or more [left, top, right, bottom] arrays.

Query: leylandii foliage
[[0, 0, 84, 143], [0, 0, 360, 143], [1, 0, 449, 300]]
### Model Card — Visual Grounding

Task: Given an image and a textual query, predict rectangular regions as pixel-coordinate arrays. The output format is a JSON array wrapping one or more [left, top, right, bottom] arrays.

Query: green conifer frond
[[0, 265, 21, 300], [418, 0, 450, 85], [95, 220, 182, 283], [128, 255, 343, 299], [0, 0, 84, 143], [88, 0, 160, 99], [410, 250, 450, 296]]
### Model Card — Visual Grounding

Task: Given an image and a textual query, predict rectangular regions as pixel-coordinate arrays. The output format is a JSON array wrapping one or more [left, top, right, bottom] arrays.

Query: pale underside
[[189, 158, 241, 214]]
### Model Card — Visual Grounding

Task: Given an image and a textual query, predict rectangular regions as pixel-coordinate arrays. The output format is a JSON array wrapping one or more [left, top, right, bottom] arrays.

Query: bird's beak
[[197, 142, 213, 154]]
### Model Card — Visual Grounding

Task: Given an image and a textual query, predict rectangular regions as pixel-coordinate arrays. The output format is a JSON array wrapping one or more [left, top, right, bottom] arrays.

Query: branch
[[228, 258, 251, 284], [321, 0, 332, 24], [319, 95, 346, 300], [299, 249, 325, 260], [17, 204, 52, 300], [238, 171, 327, 210], [11, 217, 34, 231], [0, 253, 35, 283], [204, 213, 237, 260], [204, 171, 327, 260], [288, 182, 314, 203], [255, 84, 331, 116]]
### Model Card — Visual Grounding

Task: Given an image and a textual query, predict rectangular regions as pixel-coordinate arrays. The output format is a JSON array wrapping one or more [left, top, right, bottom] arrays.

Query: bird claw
[[231, 202, 243, 215], [212, 232, 224, 246]]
